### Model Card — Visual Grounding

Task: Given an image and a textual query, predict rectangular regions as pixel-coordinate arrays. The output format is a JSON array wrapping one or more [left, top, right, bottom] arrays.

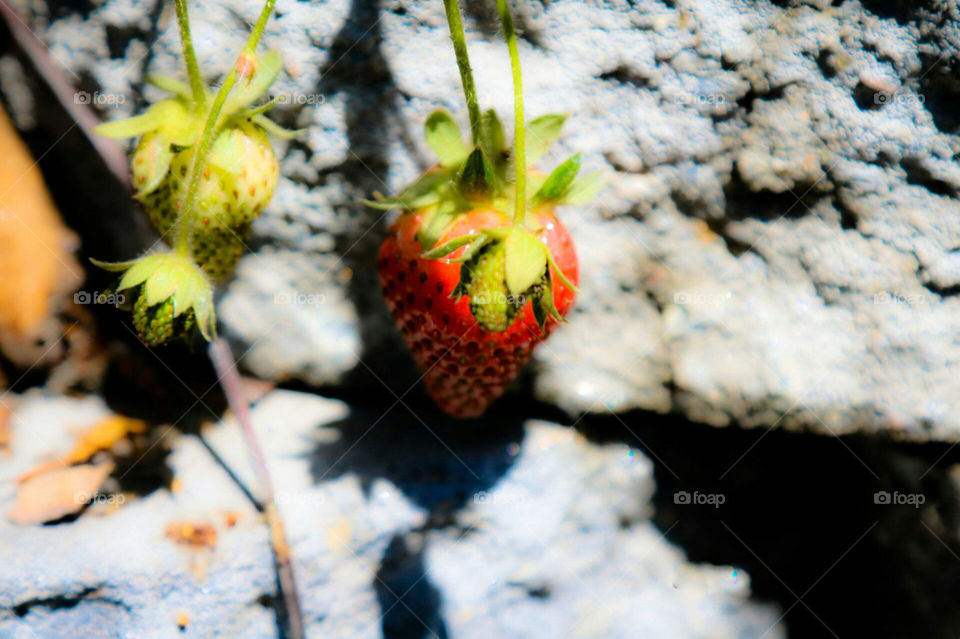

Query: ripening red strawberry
[[368, 109, 598, 417], [378, 205, 578, 417]]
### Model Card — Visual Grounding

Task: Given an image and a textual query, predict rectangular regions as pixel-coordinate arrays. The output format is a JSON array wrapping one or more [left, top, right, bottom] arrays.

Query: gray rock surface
[[9, 0, 960, 440], [0, 390, 784, 638]]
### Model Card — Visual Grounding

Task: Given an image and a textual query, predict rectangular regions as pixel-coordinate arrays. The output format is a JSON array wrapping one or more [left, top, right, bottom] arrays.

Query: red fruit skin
[[378, 207, 578, 418]]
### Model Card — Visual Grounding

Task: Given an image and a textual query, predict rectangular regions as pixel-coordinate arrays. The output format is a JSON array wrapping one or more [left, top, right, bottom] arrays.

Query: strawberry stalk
[[494, 0, 527, 227], [173, 0, 205, 106], [170, 4, 303, 638], [207, 338, 304, 639], [172, 0, 276, 255], [442, 0, 482, 146]]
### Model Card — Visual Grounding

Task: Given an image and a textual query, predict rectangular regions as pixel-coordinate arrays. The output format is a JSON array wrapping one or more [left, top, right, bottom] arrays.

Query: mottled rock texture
[[0, 391, 784, 638], [7, 0, 960, 440]]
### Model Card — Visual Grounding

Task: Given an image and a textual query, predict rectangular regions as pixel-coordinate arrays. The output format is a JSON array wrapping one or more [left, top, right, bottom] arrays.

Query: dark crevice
[[852, 80, 886, 110], [735, 83, 788, 113], [834, 195, 859, 231], [918, 53, 960, 135], [105, 24, 143, 60], [599, 65, 649, 89], [901, 157, 958, 198], [815, 48, 836, 79], [923, 279, 960, 298], [131, 0, 168, 113], [524, 584, 551, 599], [859, 0, 934, 25], [704, 217, 756, 257], [671, 189, 757, 257], [40, 0, 95, 21], [12, 586, 126, 617], [875, 150, 898, 168], [723, 167, 822, 223]]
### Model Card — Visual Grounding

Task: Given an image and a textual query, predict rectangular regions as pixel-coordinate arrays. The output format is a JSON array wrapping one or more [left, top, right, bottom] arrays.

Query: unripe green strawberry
[[132, 296, 175, 346], [95, 51, 293, 284], [171, 122, 279, 280], [91, 251, 215, 346], [130, 121, 279, 280], [464, 242, 514, 332]]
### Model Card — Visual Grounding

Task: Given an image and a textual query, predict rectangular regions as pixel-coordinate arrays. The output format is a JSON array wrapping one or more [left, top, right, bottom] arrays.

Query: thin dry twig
[[208, 338, 305, 639]]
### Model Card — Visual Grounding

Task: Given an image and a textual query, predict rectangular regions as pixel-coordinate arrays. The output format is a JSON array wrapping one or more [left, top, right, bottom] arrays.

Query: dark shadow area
[[309, 0, 428, 396], [722, 166, 823, 223], [578, 409, 960, 639], [859, 0, 935, 26], [310, 398, 526, 639], [376, 534, 450, 639], [919, 61, 960, 136], [308, 399, 524, 519]]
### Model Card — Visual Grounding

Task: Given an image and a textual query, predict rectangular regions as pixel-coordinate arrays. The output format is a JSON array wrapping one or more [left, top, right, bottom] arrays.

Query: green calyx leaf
[[560, 171, 603, 205], [96, 99, 196, 143], [132, 131, 175, 195], [362, 170, 451, 212], [532, 153, 582, 205], [145, 74, 193, 100], [421, 233, 477, 260], [431, 227, 565, 333], [425, 110, 470, 168], [416, 197, 465, 252], [481, 109, 507, 183], [545, 250, 578, 293], [457, 147, 494, 201], [89, 257, 140, 272], [94, 106, 166, 140], [526, 113, 567, 164], [240, 95, 283, 119], [206, 127, 246, 174], [532, 270, 564, 330], [94, 251, 217, 342], [251, 114, 301, 140], [224, 50, 283, 115], [504, 229, 547, 295]]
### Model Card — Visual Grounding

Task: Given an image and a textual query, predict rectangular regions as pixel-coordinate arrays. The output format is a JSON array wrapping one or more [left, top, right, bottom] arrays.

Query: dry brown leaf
[[65, 415, 147, 461], [0, 103, 81, 337], [8, 461, 114, 524], [17, 414, 147, 483], [165, 521, 218, 549]]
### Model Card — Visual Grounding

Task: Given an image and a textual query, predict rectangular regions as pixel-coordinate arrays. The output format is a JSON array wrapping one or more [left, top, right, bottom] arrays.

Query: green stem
[[442, 0, 482, 146], [495, 0, 526, 226], [243, 0, 276, 55], [174, 0, 205, 106], [173, 0, 277, 254]]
